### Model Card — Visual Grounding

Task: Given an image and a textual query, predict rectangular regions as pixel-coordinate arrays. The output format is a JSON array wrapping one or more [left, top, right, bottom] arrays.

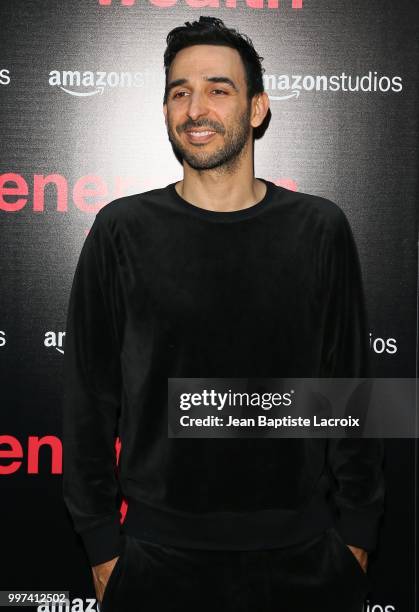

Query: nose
[[186, 91, 209, 121]]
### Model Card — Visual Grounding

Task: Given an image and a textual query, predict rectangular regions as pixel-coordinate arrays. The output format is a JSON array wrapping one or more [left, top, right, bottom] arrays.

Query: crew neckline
[[168, 177, 275, 222]]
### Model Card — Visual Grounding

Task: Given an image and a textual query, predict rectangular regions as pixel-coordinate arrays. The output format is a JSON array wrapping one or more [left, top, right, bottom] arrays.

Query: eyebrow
[[166, 76, 239, 96]]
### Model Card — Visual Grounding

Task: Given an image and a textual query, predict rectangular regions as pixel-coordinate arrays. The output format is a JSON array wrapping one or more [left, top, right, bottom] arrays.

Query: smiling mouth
[[184, 130, 218, 144]]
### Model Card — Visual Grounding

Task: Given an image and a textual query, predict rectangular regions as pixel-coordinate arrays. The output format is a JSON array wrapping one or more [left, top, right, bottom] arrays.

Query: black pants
[[100, 526, 371, 612]]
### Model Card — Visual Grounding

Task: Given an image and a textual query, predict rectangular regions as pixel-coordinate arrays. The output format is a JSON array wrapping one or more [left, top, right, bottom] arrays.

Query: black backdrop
[[0, 1, 418, 611]]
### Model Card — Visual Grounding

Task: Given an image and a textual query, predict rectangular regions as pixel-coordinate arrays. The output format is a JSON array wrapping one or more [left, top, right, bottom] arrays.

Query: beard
[[166, 104, 252, 173]]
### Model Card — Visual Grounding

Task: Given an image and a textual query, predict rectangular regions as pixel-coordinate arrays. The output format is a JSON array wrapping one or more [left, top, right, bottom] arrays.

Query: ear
[[250, 92, 270, 129], [163, 103, 168, 128]]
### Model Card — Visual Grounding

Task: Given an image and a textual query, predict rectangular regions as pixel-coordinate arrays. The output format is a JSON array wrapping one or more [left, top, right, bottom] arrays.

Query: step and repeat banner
[[1, 1, 418, 611]]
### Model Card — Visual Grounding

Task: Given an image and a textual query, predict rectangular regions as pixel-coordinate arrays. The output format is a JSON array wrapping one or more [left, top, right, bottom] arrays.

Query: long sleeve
[[62, 211, 124, 567], [320, 205, 385, 552]]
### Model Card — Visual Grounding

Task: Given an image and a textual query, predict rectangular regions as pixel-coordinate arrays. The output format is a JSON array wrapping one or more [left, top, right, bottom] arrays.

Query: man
[[62, 16, 385, 612]]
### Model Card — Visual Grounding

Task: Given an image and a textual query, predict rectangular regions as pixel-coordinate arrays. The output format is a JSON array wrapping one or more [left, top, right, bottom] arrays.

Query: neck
[[177, 141, 266, 212]]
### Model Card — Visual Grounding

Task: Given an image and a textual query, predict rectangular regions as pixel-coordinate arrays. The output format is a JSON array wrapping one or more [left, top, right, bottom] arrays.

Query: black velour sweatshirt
[[61, 178, 385, 567]]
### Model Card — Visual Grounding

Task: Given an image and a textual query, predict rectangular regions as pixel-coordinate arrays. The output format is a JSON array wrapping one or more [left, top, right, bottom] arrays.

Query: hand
[[347, 545, 368, 573], [92, 556, 120, 603]]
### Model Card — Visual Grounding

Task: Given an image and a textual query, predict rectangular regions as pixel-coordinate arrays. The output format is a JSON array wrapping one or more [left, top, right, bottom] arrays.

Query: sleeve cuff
[[80, 517, 123, 567], [334, 507, 382, 553]]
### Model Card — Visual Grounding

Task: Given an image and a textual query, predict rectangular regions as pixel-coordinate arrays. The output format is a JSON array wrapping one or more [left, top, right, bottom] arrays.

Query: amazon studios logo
[[49, 68, 403, 99], [48, 69, 162, 97], [265, 71, 403, 100]]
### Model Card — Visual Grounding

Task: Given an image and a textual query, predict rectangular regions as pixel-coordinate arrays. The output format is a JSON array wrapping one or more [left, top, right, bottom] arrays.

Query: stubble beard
[[167, 104, 252, 176]]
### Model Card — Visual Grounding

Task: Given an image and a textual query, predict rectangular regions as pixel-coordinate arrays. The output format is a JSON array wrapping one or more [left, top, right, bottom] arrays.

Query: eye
[[212, 89, 227, 95], [173, 91, 188, 99]]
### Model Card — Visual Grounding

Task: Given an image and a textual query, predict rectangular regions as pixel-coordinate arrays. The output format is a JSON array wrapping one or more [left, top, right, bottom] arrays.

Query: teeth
[[188, 131, 214, 137]]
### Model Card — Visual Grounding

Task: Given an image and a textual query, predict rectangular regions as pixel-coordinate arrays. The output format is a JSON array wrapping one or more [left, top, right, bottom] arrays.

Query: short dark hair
[[163, 16, 265, 105]]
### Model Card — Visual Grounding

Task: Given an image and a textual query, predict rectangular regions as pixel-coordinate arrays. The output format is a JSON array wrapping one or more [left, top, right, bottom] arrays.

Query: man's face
[[163, 44, 253, 172]]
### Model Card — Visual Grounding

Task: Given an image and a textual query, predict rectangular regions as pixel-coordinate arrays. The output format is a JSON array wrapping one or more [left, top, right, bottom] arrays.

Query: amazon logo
[[48, 70, 161, 97]]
